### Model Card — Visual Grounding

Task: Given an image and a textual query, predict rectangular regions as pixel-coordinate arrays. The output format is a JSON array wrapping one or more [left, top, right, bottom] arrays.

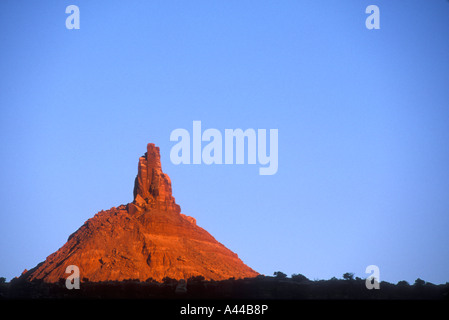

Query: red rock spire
[[20, 143, 259, 283], [132, 143, 180, 213]]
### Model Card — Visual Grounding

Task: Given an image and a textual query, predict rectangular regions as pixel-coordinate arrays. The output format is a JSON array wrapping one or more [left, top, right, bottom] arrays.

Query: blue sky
[[1, 1, 449, 284]]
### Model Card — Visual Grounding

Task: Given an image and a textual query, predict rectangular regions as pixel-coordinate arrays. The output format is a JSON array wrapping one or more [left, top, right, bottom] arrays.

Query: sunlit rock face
[[22, 143, 258, 283], [132, 143, 180, 213]]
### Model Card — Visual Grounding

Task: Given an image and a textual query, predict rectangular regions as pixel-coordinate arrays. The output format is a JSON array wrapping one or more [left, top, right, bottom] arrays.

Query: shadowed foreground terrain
[[2, 274, 448, 300]]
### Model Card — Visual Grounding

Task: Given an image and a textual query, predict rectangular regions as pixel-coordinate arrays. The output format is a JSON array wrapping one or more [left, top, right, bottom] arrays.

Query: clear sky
[[1, 0, 448, 285]]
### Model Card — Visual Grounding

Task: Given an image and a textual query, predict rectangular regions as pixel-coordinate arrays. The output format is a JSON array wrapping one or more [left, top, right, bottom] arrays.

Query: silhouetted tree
[[273, 271, 287, 279], [343, 272, 354, 281], [414, 278, 426, 287], [397, 280, 410, 287], [291, 273, 309, 283], [0, 277, 6, 284], [162, 277, 177, 286], [188, 275, 205, 283]]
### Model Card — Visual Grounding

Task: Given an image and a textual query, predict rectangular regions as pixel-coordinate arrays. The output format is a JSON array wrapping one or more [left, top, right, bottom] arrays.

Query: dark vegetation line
[[1, 272, 448, 299]]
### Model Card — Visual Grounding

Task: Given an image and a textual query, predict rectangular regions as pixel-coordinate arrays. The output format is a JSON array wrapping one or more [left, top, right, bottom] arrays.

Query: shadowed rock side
[[22, 143, 258, 283]]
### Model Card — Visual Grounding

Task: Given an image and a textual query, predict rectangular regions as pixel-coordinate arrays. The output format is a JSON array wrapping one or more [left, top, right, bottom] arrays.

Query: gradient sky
[[1, 0, 449, 285]]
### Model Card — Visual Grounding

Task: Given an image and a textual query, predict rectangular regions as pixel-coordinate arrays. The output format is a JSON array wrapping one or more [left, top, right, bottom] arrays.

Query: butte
[[21, 143, 258, 282]]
